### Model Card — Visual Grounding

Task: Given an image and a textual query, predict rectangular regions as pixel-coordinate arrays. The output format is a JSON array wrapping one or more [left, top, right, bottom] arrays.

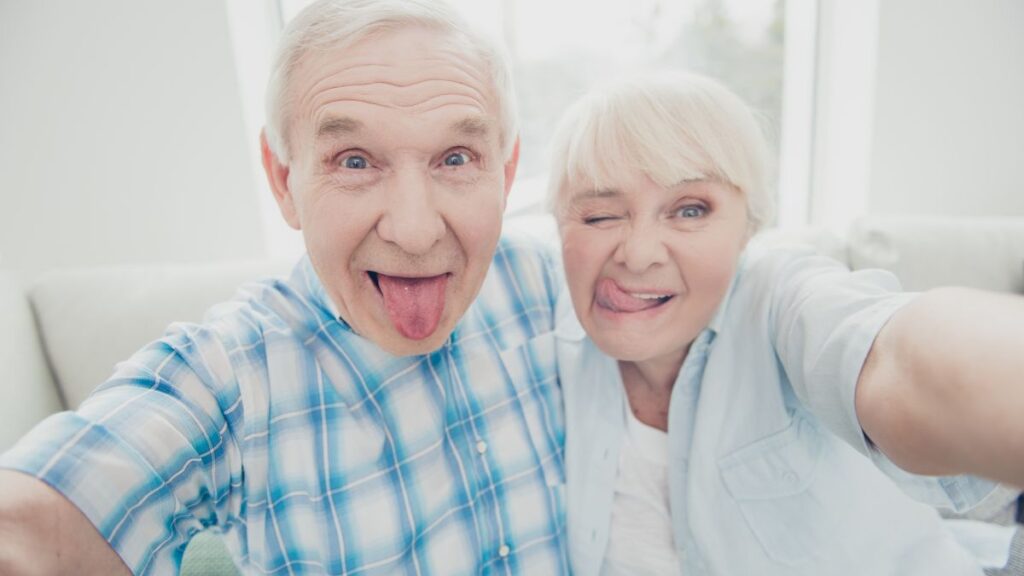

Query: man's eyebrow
[[316, 116, 363, 139], [316, 116, 489, 141], [450, 117, 493, 138]]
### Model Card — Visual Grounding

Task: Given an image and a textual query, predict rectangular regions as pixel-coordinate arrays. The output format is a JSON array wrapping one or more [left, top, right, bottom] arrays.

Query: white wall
[[869, 0, 1024, 217], [0, 1, 266, 275]]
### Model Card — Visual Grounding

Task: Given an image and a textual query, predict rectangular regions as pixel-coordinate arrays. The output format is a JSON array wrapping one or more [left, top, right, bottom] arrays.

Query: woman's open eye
[[443, 151, 471, 167], [677, 205, 707, 219], [340, 154, 369, 170]]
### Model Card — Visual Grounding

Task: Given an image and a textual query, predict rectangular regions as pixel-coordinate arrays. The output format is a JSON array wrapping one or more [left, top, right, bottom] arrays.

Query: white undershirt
[[600, 402, 682, 576]]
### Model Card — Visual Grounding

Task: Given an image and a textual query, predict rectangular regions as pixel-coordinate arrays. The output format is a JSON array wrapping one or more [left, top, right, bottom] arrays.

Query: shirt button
[[498, 544, 510, 558], [476, 440, 488, 455]]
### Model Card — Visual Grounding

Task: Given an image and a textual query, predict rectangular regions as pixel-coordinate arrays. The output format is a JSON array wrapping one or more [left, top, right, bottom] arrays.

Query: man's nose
[[614, 223, 668, 274], [376, 169, 446, 255]]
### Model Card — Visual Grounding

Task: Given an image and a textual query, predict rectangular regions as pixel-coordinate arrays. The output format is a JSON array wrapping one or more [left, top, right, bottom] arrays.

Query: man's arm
[[0, 470, 130, 575], [856, 287, 1024, 487]]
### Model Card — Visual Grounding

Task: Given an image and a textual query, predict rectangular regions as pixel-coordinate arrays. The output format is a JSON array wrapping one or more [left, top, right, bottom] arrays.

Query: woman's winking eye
[[582, 214, 619, 225]]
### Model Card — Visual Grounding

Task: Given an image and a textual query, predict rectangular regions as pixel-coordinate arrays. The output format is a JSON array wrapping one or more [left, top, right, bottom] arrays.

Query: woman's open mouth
[[595, 278, 674, 313]]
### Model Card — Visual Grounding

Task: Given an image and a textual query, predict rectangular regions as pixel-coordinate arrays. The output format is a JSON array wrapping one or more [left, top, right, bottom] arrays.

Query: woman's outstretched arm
[[856, 287, 1024, 487]]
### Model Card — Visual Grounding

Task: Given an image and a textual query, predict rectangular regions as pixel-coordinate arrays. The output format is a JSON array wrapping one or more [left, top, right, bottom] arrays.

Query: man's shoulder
[[495, 228, 558, 260], [489, 230, 560, 295], [150, 265, 328, 365], [457, 232, 561, 349]]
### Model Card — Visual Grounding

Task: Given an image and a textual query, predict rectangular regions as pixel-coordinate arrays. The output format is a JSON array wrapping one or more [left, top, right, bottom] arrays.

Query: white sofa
[[2, 214, 1023, 573]]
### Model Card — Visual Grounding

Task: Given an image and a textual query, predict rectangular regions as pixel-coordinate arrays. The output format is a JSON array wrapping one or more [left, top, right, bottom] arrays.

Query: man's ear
[[502, 136, 521, 200], [261, 130, 301, 230]]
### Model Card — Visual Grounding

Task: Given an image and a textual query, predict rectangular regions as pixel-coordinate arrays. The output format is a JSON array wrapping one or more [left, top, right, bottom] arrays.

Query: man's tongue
[[595, 278, 665, 313], [376, 273, 448, 340]]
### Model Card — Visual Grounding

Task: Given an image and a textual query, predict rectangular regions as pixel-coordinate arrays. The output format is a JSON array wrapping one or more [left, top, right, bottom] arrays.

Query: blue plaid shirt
[[1, 235, 567, 575]]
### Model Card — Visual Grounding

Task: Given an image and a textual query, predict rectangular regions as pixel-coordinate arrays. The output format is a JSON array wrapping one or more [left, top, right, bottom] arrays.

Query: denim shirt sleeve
[[765, 250, 997, 512]]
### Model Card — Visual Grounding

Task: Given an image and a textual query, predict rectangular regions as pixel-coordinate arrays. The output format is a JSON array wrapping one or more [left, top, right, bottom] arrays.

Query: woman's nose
[[614, 223, 669, 273]]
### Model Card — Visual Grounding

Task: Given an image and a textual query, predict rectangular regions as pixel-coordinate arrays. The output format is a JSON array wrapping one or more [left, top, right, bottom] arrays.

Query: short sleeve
[[766, 250, 997, 511], [0, 324, 246, 574]]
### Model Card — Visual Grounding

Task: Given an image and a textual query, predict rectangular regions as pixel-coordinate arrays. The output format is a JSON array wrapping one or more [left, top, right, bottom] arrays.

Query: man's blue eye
[[444, 152, 470, 167], [678, 205, 706, 218], [343, 155, 368, 169]]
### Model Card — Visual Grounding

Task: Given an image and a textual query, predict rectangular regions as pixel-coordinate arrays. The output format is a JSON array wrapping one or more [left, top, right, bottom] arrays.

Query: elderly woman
[[548, 73, 1024, 575]]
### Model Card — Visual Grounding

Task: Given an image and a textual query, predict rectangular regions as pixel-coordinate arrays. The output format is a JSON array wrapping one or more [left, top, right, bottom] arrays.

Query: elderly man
[[0, 0, 565, 574]]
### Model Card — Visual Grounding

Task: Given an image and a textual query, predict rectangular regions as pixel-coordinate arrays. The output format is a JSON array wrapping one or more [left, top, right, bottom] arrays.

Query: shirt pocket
[[718, 414, 826, 567]]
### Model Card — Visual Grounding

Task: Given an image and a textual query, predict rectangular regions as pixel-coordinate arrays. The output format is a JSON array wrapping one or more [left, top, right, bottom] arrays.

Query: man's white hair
[[264, 0, 518, 164], [548, 72, 774, 232]]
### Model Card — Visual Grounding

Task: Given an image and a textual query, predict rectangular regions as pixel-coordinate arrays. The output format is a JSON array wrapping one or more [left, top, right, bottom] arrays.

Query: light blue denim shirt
[[556, 248, 1000, 576]]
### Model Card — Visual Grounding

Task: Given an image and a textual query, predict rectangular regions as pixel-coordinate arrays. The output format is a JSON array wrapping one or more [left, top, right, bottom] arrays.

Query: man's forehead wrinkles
[[307, 84, 491, 124], [342, 51, 487, 79], [390, 92, 489, 113], [290, 35, 500, 151], [307, 73, 490, 106], [296, 51, 491, 108], [312, 97, 472, 116], [310, 91, 489, 116]]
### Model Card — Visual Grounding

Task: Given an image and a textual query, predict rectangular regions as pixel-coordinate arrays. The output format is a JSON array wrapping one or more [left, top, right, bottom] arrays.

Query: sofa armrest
[[0, 271, 62, 452]]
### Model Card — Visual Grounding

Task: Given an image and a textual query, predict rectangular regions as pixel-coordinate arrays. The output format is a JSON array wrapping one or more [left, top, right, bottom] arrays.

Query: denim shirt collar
[[291, 254, 349, 330]]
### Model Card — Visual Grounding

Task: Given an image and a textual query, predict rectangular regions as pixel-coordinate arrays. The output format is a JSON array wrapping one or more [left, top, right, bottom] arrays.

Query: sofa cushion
[[29, 260, 291, 409], [847, 216, 1024, 292], [0, 271, 63, 451]]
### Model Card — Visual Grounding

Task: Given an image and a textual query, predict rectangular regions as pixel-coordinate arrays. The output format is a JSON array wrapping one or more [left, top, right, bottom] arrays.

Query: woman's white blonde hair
[[547, 72, 774, 232]]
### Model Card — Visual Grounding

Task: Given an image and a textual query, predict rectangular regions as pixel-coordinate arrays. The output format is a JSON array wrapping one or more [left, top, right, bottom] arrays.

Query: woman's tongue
[[376, 274, 448, 340], [595, 278, 666, 313]]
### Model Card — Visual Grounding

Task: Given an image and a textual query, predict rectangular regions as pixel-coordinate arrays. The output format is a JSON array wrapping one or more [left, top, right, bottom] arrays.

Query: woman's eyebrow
[[571, 188, 621, 202]]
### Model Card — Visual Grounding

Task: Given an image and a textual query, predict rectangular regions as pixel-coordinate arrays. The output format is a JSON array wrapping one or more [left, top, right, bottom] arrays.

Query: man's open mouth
[[368, 271, 450, 340]]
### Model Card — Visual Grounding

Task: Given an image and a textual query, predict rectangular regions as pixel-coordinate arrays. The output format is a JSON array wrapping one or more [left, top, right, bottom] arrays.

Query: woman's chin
[[590, 335, 658, 363]]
